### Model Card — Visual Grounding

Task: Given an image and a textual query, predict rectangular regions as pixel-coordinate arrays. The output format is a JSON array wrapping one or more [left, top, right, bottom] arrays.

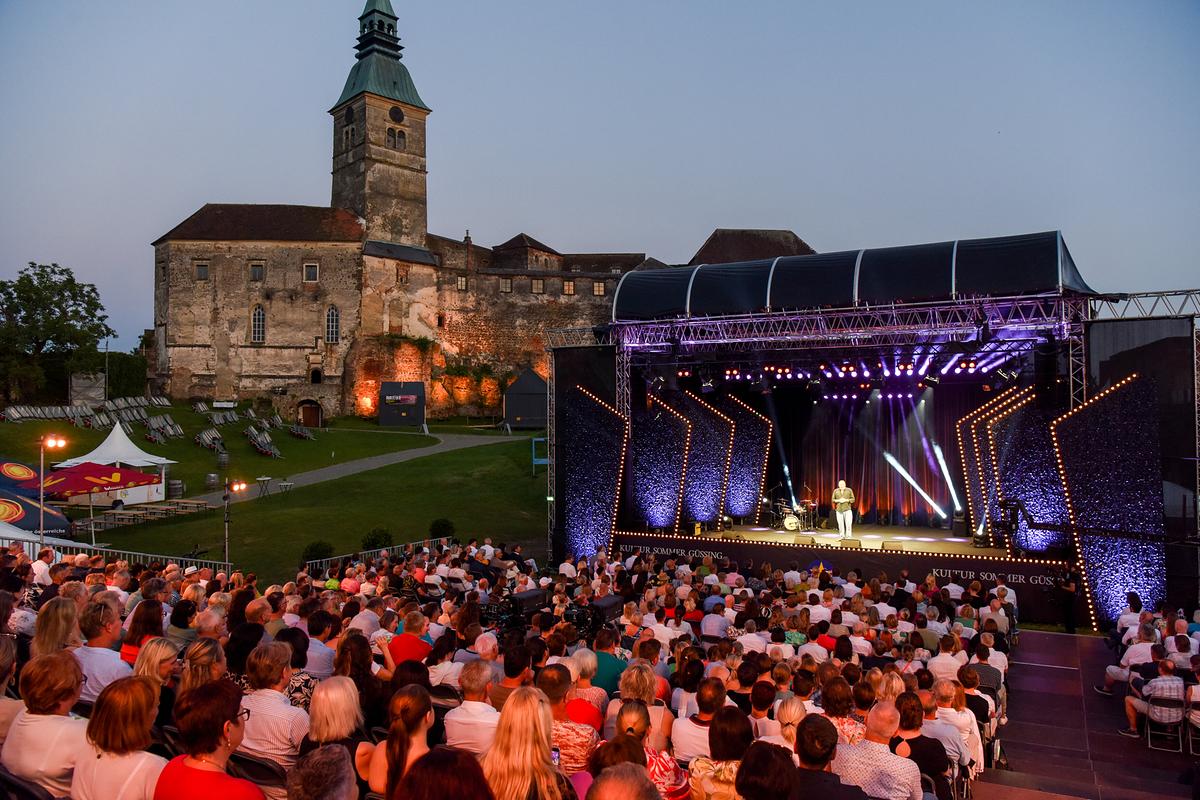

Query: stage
[[696, 523, 1008, 557]]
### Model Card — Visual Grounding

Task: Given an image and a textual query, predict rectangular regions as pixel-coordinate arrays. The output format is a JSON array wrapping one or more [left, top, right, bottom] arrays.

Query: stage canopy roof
[[612, 231, 1095, 322], [55, 424, 177, 469]]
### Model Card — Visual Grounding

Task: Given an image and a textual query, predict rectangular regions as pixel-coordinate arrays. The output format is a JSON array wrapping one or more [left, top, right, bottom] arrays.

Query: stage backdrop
[[611, 531, 1080, 625]]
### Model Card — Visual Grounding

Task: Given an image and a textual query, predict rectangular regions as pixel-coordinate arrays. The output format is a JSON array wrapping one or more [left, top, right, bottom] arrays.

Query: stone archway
[[297, 400, 323, 427]]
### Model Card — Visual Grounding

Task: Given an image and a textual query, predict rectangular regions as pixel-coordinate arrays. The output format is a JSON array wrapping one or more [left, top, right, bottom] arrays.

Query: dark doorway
[[310, 369, 323, 384], [298, 401, 323, 427]]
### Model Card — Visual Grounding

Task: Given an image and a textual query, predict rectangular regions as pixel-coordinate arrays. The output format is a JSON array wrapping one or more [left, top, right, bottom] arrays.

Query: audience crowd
[[0, 539, 1038, 799]]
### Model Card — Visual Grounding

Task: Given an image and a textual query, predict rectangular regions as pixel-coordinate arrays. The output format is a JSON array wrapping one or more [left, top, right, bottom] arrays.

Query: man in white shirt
[[978, 633, 1008, 675], [557, 558, 578, 579], [443, 660, 500, 755], [783, 563, 802, 590], [1096, 623, 1156, 695], [925, 607, 949, 637], [848, 623, 874, 658], [736, 620, 767, 654], [239, 642, 310, 769], [73, 603, 131, 703], [842, 573, 861, 599], [671, 678, 725, 764], [348, 597, 383, 636], [979, 599, 1010, 635], [872, 596, 897, 621], [944, 579, 965, 601], [928, 636, 963, 683], [918, 690, 971, 769], [30, 548, 54, 587]]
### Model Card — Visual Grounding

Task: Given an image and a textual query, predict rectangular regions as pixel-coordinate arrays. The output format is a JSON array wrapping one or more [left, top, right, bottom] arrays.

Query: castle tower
[[330, 0, 430, 247]]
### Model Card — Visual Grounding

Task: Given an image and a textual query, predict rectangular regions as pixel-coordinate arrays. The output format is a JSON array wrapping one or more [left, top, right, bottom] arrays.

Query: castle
[[150, 1, 813, 423]]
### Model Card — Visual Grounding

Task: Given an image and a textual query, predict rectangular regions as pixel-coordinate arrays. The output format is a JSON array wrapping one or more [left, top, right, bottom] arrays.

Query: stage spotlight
[[932, 443, 963, 513], [883, 452, 948, 519], [924, 374, 940, 386], [647, 375, 665, 393], [700, 377, 715, 394]]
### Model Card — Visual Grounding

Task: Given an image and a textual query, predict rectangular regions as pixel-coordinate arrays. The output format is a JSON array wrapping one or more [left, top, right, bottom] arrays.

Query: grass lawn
[[0, 408, 434, 501], [100, 440, 548, 581], [330, 415, 542, 438]]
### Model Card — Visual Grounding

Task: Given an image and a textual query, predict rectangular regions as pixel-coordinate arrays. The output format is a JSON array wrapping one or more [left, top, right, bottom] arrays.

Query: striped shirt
[[238, 689, 309, 769]]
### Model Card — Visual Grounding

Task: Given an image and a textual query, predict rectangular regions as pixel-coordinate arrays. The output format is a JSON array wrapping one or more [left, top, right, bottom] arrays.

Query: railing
[[0, 536, 232, 574], [304, 536, 452, 578]]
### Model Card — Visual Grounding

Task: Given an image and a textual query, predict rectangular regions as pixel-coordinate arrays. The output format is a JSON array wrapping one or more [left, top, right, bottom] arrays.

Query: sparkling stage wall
[[628, 398, 689, 531], [1053, 375, 1166, 625], [561, 387, 626, 561], [679, 392, 734, 525], [992, 404, 1071, 552]]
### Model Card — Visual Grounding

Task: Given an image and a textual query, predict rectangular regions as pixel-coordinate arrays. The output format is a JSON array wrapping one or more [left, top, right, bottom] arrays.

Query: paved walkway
[[192, 433, 522, 506]]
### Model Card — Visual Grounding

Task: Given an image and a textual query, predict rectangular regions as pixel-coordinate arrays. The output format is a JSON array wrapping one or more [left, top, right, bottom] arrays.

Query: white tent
[[0, 520, 86, 551], [55, 423, 177, 468]]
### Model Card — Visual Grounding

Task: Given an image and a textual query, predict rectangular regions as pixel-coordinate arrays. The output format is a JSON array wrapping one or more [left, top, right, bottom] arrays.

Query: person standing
[[833, 480, 855, 539]]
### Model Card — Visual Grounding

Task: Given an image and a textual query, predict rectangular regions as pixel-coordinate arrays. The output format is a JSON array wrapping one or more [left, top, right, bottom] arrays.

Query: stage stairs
[[973, 632, 1194, 800]]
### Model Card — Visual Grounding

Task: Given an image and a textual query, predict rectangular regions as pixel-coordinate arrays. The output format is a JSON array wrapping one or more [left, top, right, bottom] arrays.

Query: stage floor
[[698, 523, 1008, 557]]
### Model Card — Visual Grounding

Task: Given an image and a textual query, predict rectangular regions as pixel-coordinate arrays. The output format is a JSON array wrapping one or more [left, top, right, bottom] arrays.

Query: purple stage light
[[941, 354, 962, 375]]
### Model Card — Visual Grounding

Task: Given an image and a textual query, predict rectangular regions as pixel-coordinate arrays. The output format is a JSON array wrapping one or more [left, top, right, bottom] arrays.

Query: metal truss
[[615, 347, 631, 420], [546, 355, 556, 559], [546, 327, 613, 350], [1090, 289, 1200, 320]]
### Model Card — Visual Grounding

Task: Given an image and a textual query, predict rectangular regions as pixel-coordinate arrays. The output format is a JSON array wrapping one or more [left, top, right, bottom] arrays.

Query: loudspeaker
[[591, 594, 624, 623], [882, 541, 904, 552], [840, 538, 862, 549], [794, 535, 816, 545], [511, 588, 549, 617]]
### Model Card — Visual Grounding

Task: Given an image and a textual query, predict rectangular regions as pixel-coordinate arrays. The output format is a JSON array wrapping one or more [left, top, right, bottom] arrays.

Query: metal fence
[[0, 536, 232, 574], [304, 536, 452, 578]]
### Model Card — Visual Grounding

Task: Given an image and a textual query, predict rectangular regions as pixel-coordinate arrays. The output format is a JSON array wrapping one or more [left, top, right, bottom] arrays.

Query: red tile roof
[[688, 228, 815, 266], [153, 204, 364, 245]]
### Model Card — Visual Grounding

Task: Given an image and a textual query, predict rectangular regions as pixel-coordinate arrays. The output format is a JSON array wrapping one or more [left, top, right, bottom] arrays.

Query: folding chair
[[1186, 701, 1200, 755], [0, 765, 53, 800], [1145, 695, 1185, 752], [227, 751, 288, 787]]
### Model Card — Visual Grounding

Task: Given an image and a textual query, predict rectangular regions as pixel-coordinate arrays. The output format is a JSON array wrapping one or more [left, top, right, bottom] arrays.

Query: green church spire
[[333, 0, 429, 111]]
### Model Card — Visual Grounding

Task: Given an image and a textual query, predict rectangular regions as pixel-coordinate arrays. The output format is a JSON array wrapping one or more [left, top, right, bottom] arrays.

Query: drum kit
[[772, 499, 817, 531]]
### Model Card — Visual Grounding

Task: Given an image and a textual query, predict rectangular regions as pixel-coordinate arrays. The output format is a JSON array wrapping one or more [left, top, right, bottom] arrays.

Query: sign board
[[378, 382, 426, 427]]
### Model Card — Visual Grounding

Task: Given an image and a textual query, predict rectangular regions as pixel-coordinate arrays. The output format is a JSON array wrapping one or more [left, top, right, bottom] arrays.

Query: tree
[[0, 263, 116, 401]]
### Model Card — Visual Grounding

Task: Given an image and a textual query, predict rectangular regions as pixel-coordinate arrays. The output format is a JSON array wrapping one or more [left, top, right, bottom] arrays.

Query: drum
[[783, 514, 800, 531]]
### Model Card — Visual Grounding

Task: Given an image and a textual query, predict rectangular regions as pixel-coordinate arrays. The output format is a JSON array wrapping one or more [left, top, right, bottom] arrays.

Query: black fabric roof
[[612, 230, 1095, 322]]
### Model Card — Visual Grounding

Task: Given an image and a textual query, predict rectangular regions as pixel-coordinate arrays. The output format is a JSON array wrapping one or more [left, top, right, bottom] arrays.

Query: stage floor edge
[[695, 524, 1008, 557]]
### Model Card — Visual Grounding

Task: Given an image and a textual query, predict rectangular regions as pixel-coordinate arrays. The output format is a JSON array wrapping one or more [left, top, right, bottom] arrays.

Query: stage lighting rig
[[924, 374, 940, 386]]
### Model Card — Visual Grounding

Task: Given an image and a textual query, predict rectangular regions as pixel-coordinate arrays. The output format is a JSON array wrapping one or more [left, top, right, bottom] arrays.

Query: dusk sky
[[1, 1, 1197, 348]]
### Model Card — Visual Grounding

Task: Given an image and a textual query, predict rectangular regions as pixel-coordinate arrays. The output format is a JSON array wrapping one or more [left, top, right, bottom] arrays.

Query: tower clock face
[[389, 106, 405, 124]]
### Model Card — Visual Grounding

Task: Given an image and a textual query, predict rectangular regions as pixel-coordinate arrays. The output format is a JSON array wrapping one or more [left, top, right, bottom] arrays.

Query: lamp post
[[38, 434, 67, 549], [222, 477, 247, 565]]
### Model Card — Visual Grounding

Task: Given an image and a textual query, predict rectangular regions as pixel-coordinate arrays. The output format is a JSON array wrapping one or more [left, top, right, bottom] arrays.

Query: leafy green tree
[[0, 263, 116, 401]]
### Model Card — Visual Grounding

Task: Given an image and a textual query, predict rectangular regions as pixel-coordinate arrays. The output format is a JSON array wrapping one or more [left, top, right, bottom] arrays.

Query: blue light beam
[[884, 451, 948, 519]]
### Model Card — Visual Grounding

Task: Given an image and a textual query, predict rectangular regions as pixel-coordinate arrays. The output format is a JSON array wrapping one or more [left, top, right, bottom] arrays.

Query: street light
[[222, 478, 248, 565], [38, 434, 67, 549]]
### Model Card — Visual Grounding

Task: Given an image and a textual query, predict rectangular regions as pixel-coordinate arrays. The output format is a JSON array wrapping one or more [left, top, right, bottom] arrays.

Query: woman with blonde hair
[[566, 648, 606, 712], [482, 686, 575, 800], [133, 636, 179, 727], [300, 676, 372, 797], [876, 670, 906, 703], [179, 637, 226, 695], [601, 662, 673, 750], [32, 596, 81, 657], [757, 695, 805, 764], [70, 676, 167, 799]]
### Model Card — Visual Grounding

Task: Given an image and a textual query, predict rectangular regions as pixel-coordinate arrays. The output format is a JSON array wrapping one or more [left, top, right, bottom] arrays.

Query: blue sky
[[1, 1, 1197, 347]]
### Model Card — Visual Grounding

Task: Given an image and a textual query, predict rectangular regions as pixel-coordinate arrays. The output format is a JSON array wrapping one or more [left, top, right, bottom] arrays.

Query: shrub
[[429, 518, 455, 539], [300, 540, 334, 567], [361, 528, 393, 551]]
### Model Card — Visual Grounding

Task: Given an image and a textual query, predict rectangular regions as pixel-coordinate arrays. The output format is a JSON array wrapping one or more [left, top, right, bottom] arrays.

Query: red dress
[[152, 756, 264, 800]]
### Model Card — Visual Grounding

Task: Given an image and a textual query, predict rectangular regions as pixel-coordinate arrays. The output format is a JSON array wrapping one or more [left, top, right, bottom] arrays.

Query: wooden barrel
[[204, 473, 218, 489], [167, 480, 184, 499], [216, 452, 230, 468]]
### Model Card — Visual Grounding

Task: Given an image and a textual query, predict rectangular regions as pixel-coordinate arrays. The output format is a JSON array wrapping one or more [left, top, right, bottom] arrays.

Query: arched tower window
[[395, 130, 407, 151], [250, 305, 266, 344], [325, 305, 340, 344], [386, 128, 396, 148]]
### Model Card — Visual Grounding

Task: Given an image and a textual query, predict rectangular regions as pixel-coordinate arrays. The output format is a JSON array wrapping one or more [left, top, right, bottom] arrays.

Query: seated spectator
[[0, 651, 88, 795], [833, 701, 922, 800], [334, 631, 389, 728], [601, 662, 672, 751], [0, 638, 20, 746], [586, 762, 656, 800], [122, 599, 165, 665], [274, 625, 320, 711], [821, 676, 865, 744], [32, 596, 81, 658], [1120, 657, 1186, 737], [735, 739, 799, 800], [425, 632, 465, 689], [749, 680, 780, 738], [388, 611, 433, 665], [932, 679, 982, 769], [287, 744, 357, 800], [305, 610, 339, 680], [299, 677, 372, 797], [154, 679, 264, 799], [394, 745, 497, 800], [670, 658, 705, 717], [792, 714, 870, 799], [71, 675, 167, 800], [490, 642, 532, 711], [672, 676, 725, 764], [165, 599, 199, 650], [890, 691, 951, 800], [689, 705, 754, 800], [239, 641, 310, 769], [74, 600, 132, 703], [592, 628, 627, 696], [444, 659, 501, 755], [224, 622, 266, 689], [482, 685, 577, 800], [613, 700, 688, 799], [180, 637, 227, 695], [928, 635, 962, 683], [538, 663, 599, 776], [367, 684, 433, 794], [133, 636, 180, 728], [575, 733, 644, 798]]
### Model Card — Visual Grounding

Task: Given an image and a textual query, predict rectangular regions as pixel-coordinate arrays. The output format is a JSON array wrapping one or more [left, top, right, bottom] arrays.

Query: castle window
[[499, 277, 513, 293], [248, 262, 264, 282], [310, 369, 323, 385], [563, 279, 575, 296], [592, 281, 606, 297], [456, 276, 468, 291], [611, 267, 622, 274], [395, 130, 407, 151], [570, 265, 581, 273], [437, 313, 446, 328], [325, 305, 340, 344], [194, 262, 209, 281], [386, 128, 396, 148], [531, 279, 545, 295], [250, 305, 265, 343], [303, 263, 320, 283]]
